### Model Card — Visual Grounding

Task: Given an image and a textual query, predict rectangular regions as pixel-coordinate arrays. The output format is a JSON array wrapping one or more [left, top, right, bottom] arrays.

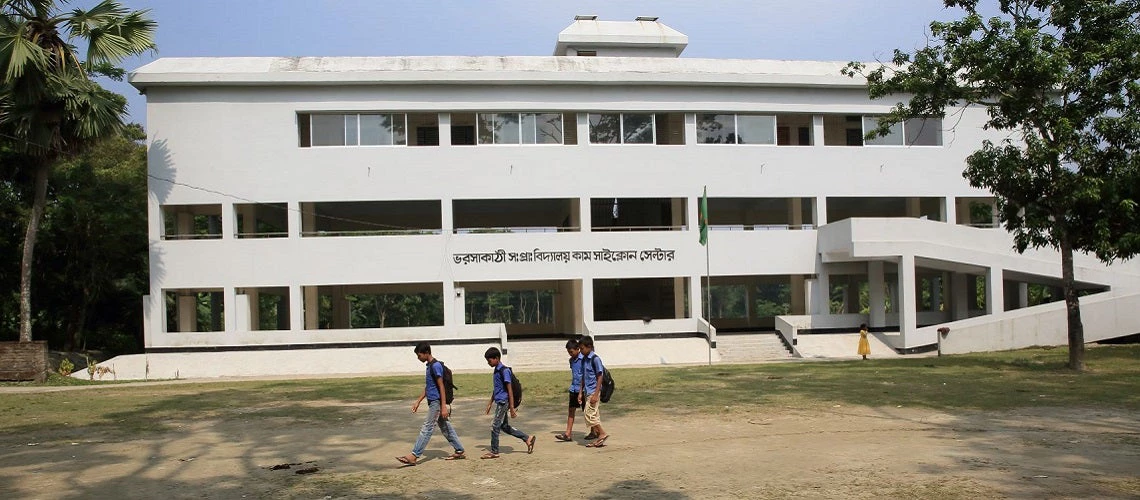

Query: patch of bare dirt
[[1, 401, 1137, 499]]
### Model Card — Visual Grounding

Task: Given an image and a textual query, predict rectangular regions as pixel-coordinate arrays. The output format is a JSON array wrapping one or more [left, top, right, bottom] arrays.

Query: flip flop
[[554, 433, 573, 442], [586, 436, 609, 448], [480, 452, 499, 459], [526, 435, 536, 454], [444, 452, 466, 460], [395, 455, 417, 466]]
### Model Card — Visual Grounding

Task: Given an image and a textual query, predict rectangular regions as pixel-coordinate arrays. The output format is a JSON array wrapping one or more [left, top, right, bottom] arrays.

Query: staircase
[[505, 339, 571, 371], [715, 332, 795, 363]]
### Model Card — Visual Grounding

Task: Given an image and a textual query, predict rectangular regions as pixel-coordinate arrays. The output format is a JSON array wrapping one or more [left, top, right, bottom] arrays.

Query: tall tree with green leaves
[[0, 0, 156, 343], [844, 0, 1140, 370]]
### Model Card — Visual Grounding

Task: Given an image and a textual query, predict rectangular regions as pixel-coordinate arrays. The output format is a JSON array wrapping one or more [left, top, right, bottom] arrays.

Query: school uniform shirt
[[424, 360, 445, 402], [492, 364, 515, 403], [582, 352, 605, 396], [569, 353, 584, 392]]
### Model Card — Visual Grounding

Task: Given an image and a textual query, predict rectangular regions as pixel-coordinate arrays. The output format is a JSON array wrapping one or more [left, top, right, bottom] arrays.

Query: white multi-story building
[[121, 17, 1140, 379]]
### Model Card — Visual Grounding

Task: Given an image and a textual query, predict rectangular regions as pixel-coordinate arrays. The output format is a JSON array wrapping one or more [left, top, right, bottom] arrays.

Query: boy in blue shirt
[[481, 347, 535, 459], [555, 338, 587, 442], [578, 335, 609, 447], [396, 342, 466, 465]]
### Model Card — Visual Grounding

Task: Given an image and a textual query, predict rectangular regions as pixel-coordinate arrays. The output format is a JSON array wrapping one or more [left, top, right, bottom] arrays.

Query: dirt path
[[1, 400, 1137, 499]]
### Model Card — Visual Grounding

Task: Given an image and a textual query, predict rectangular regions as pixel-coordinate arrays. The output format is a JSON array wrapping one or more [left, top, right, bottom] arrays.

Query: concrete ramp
[[795, 333, 911, 360], [933, 291, 1140, 355]]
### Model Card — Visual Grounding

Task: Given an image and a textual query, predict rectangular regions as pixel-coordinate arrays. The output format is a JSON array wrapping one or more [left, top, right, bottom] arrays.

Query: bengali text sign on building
[[452, 248, 676, 265]]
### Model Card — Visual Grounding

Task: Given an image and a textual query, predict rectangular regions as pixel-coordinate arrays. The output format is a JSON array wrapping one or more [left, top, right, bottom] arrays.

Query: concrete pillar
[[443, 281, 458, 329], [288, 201, 301, 237], [951, 273, 969, 320], [220, 203, 234, 239], [690, 275, 705, 322], [290, 285, 304, 332], [986, 267, 1005, 315], [898, 255, 918, 340], [791, 275, 806, 315], [304, 286, 319, 329], [222, 287, 236, 333], [906, 197, 921, 218], [675, 277, 688, 318], [441, 199, 453, 234], [868, 261, 886, 327], [813, 197, 828, 227], [438, 113, 452, 146], [845, 277, 859, 314], [942, 197, 956, 225], [178, 293, 196, 332], [931, 275, 943, 312], [814, 260, 831, 315], [789, 197, 803, 230], [812, 115, 824, 147], [672, 198, 685, 229], [247, 289, 260, 330], [1018, 282, 1029, 309], [689, 192, 701, 238], [581, 277, 595, 328], [277, 289, 290, 330], [744, 282, 755, 323], [577, 113, 590, 148], [176, 210, 193, 236], [579, 197, 592, 232], [238, 205, 256, 238], [301, 202, 316, 236], [332, 286, 350, 328], [684, 113, 698, 146], [571, 279, 585, 333]]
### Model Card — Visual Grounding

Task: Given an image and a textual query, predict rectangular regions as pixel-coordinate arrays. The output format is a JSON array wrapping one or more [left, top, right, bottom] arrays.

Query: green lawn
[[1, 345, 1137, 439]]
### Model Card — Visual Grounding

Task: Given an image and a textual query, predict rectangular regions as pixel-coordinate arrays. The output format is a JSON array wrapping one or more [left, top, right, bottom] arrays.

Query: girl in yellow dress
[[857, 323, 871, 360]]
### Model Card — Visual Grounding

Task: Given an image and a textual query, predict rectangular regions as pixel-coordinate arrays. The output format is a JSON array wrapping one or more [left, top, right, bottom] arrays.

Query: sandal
[[395, 455, 417, 466], [480, 452, 499, 459], [526, 435, 536, 454], [584, 432, 597, 440], [586, 435, 609, 448], [554, 433, 573, 442], [444, 451, 466, 460]]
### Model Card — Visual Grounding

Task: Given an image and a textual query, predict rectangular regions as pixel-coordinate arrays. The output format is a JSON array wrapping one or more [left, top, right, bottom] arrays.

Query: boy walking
[[578, 336, 609, 447], [555, 338, 587, 442], [396, 342, 465, 465], [482, 347, 535, 459]]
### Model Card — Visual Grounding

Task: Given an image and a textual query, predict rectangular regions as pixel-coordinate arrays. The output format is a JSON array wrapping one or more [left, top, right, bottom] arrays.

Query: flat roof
[[129, 56, 871, 90], [554, 19, 688, 56]]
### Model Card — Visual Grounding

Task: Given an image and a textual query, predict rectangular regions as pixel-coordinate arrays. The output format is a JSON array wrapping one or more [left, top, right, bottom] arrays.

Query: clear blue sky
[[106, 0, 959, 127]]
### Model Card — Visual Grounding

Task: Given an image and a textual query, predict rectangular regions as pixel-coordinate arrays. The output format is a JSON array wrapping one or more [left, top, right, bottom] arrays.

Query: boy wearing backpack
[[578, 335, 610, 448], [396, 342, 466, 466], [555, 338, 587, 442], [481, 347, 535, 459]]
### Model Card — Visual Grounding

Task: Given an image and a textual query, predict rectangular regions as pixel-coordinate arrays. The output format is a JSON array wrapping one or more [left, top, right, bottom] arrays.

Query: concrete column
[[898, 255, 918, 340], [675, 277, 688, 318], [569, 198, 582, 230], [301, 202, 316, 237], [931, 275, 943, 312], [178, 293, 196, 332], [444, 281, 461, 329], [277, 289, 290, 330], [672, 198, 686, 229], [689, 193, 701, 237], [441, 199, 453, 234], [906, 197, 921, 218], [304, 286, 319, 330], [684, 113, 698, 146], [1018, 282, 1029, 309], [951, 273, 969, 320], [239, 205, 256, 238], [332, 286, 350, 328], [579, 197, 592, 232], [812, 115, 824, 146], [176, 210, 193, 236], [223, 287, 236, 333], [247, 289, 260, 330], [789, 197, 803, 230], [868, 261, 886, 327], [814, 259, 831, 315], [942, 197, 957, 225], [438, 113, 452, 146], [577, 113, 590, 148], [791, 275, 806, 315], [690, 275, 705, 322], [813, 197, 828, 227], [571, 279, 584, 333], [744, 282, 755, 323], [986, 267, 1005, 315], [845, 278, 859, 314], [288, 201, 302, 237], [581, 277, 595, 328], [290, 285, 304, 332]]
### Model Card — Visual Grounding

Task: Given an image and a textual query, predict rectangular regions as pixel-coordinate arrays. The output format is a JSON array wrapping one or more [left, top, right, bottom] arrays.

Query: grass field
[[2, 344, 1137, 438]]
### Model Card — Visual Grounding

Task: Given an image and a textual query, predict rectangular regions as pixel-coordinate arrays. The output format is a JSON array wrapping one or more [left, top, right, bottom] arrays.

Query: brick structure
[[0, 341, 49, 382]]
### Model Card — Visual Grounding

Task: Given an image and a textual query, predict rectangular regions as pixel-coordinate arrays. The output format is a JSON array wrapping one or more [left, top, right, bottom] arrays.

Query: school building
[[112, 17, 1140, 379]]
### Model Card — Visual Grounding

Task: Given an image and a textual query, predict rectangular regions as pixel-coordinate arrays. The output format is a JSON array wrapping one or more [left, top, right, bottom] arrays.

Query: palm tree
[[0, 0, 156, 342]]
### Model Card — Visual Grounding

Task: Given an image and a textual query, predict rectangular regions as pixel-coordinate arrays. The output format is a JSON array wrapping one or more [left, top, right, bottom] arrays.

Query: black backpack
[[434, 360, 457, 404], [600, 368, 615, 403], [499, 366, 523, 408]]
